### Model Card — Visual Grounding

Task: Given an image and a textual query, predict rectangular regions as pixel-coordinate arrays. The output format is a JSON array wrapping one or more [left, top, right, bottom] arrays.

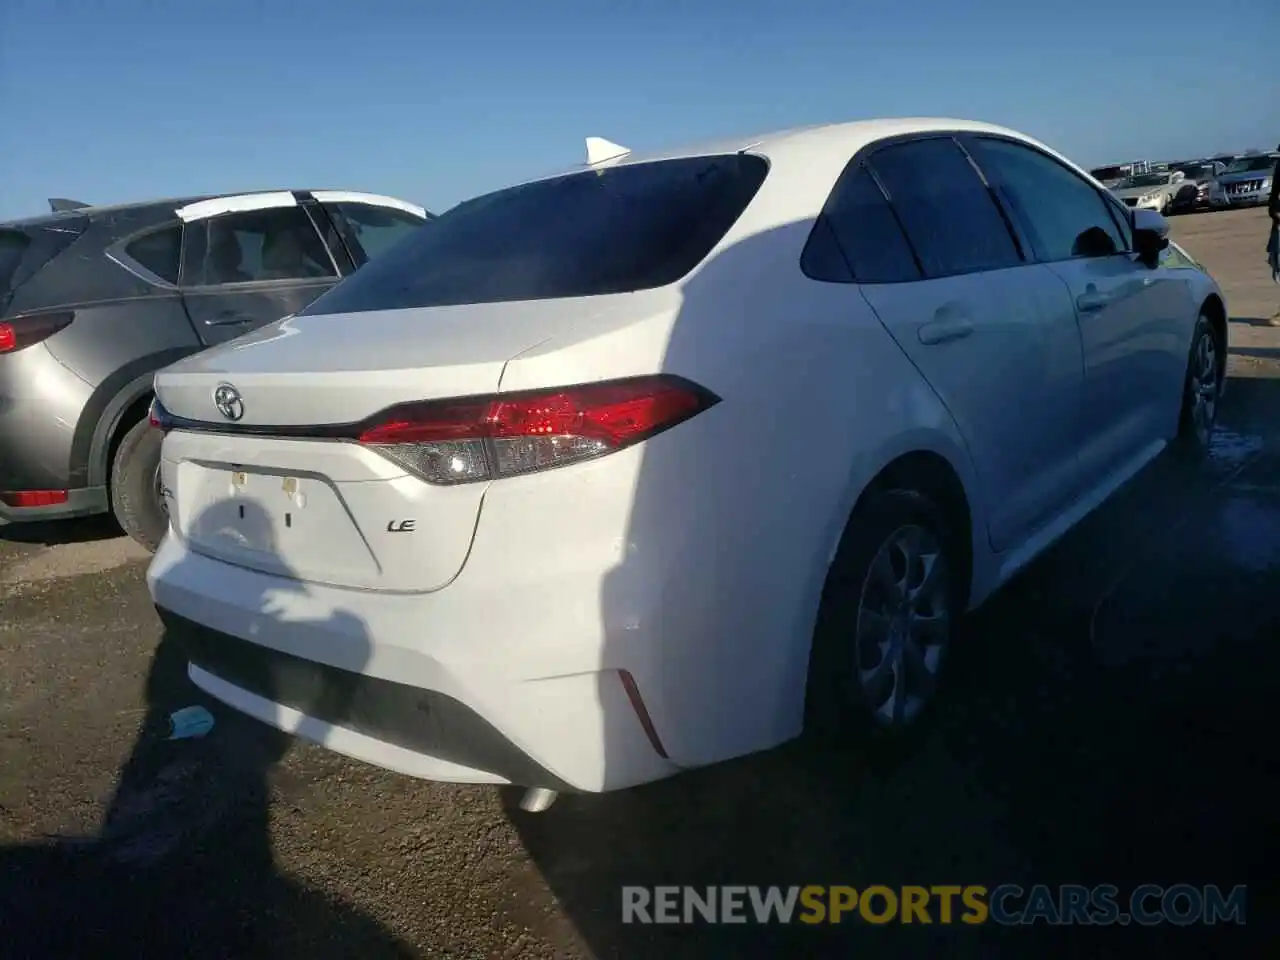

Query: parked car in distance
[[147, 119, 1227, 810], [1110, 170, 1188, 214], [1088, 164, 1130, 189], [1168, 160, 1226, 213], [0, 189, 430, 549], [1208, 153, 1278, 209]]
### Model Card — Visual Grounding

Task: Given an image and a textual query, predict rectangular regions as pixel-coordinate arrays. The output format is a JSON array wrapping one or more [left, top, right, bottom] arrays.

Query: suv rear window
[[1, 220, 85, 300], [301, 154, 769, 313], [0, 230, 31, 293]]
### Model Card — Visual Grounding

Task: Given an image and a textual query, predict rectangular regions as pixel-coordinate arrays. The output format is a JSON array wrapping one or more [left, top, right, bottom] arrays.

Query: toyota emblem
[[213, 382, 244, 421]]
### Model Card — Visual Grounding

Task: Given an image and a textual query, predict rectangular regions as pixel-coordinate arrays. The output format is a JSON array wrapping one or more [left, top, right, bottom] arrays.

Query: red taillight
[[0, 311, 74, 355], [0, 490, 68, 508], [357, 375, 719, 484]]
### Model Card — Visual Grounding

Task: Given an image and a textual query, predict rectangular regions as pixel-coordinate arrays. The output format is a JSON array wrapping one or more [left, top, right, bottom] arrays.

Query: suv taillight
[[357, 375, 719, 484], [0, 311, 74, 354]]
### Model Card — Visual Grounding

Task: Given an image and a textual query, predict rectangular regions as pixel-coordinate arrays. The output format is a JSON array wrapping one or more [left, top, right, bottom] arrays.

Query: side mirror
[[1132, 208, 1169, 266]]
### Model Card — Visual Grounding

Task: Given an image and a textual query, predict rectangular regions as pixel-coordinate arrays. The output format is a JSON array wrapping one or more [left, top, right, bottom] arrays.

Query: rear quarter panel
[[43, 298, 203, 486], [500, 221, 982, 766]]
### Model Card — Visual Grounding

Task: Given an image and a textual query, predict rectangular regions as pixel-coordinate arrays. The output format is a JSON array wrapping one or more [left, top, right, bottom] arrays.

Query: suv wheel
[[111, 417, 168, 552]]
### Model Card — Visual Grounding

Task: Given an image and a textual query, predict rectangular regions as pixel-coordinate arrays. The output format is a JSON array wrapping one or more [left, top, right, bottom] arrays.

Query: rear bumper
[[162, 608, 576, 790], [0, 485, 108, 524], [147, 530, 681, 793]]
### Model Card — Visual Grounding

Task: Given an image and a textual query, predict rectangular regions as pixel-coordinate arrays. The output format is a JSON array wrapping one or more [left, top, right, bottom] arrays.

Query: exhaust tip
[[518, 787, 558, 813]]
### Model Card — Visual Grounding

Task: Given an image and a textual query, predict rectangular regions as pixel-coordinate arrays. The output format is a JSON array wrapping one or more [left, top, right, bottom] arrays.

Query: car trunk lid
[[153, 299, 612, 592]]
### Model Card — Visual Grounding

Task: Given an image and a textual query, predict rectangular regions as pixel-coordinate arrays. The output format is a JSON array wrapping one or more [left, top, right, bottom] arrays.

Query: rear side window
[[967, 137, 1126, 262], [182, 207, 336, 287], [0, 220, 86, 299], [0, 230, 30, 293], [805, 164, 920, 283], [326, 202, 426, 263], [866, 138, 1021, 278], [124, 225, 182, 284], [300, 154, 769, 314]]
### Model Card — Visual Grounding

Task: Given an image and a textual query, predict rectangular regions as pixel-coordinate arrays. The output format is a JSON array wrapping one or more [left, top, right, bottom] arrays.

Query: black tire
[[1174, 312, 1222, 457], [805, 488, 965, 751], [110, 416, 168, 552]]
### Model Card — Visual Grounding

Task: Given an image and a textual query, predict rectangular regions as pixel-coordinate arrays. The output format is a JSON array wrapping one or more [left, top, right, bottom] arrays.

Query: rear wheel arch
[[82, 347, 197, 488], [853, 450, 974, 609], [802, 449, 975, 738]]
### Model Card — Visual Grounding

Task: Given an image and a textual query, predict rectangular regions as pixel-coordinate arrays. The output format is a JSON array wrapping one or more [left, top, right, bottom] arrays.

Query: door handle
[[205, 311, 254, 327], [1076, 285, 1109, 313], [918, 317, 974, 345]]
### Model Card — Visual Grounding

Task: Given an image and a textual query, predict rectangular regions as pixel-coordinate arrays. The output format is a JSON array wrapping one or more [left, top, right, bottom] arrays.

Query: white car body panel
[[147, 117, 1227, 793]]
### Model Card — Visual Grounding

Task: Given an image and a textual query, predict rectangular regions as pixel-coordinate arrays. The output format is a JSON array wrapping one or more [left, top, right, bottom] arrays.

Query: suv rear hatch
[[153, 151, 766, 592]]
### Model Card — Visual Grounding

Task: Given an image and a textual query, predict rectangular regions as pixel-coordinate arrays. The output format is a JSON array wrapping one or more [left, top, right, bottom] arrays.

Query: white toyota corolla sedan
[[147, 118, 1227, 810]]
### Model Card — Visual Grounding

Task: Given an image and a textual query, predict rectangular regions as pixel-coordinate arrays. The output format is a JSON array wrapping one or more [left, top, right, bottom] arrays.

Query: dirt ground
[[2, 207, 1278, 958]]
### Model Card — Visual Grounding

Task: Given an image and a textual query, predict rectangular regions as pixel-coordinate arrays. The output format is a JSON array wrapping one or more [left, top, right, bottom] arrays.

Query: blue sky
[[2, 0, 1277, 221]]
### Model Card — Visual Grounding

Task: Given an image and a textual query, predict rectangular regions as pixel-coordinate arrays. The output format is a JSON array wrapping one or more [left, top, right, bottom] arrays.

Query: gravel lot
[[2, 207, 1278, 958]]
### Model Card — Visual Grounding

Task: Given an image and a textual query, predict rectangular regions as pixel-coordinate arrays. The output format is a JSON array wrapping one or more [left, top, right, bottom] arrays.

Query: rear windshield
[[301, 154, 769, 314]]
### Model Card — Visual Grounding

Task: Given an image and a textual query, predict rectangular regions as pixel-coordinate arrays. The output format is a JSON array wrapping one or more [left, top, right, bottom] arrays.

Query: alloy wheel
[[854, 523, 951, 727], [1189, 326, 1220, 445]]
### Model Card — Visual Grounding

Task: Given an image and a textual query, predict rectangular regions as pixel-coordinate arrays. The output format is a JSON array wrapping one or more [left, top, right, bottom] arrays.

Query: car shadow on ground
[[1232, 346, 1280, 361], [1233, 317, 1280, 328], [0, 503, 414, 958], [0, 513, 124, 546], [508, 290, 1280, 960]]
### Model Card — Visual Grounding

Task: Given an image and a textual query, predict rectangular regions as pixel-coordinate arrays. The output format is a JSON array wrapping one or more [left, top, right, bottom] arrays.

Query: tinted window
[[0, 230, 31, 294], [328, 203, 426, 262], [301, 155, 768, 314], [866, 138, 1021, 278], [806, 164, 919, 283], [0, 220, 86, 298], [182, 206, 335, 286], [1101, 194, 1133, 251], [968, 138, 1126, 262], [124, 225, 181, 284]]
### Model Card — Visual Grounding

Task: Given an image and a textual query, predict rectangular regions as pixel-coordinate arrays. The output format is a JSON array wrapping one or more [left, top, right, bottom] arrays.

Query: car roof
[[535, 118, 1085, 186], [1, 188, 425, 230]]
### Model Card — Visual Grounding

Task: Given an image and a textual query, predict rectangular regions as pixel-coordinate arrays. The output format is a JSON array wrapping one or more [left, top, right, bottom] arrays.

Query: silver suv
[[0, 189, 429, 548]]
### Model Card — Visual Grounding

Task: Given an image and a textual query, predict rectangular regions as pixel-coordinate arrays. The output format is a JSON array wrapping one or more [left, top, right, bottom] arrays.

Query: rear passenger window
[[805, 164, 920, 283], [866, 138, 1022, 278], [966, 137, 1127, 262], [125, 225, 181, 284], [326, 202, 426, 263], [181, 207, 336, 287]]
